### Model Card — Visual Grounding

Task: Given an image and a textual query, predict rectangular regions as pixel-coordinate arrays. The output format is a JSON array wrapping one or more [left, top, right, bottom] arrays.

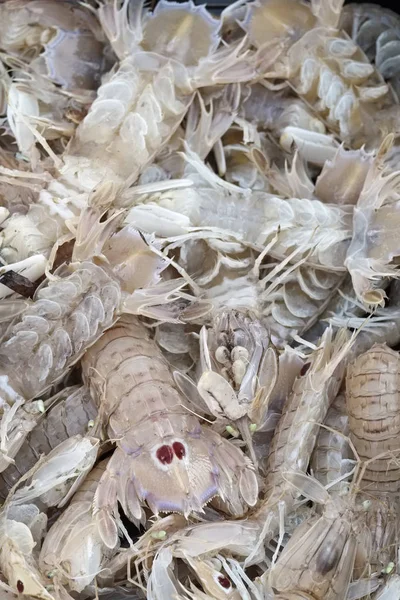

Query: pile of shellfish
[[1, 0, 400, 598]]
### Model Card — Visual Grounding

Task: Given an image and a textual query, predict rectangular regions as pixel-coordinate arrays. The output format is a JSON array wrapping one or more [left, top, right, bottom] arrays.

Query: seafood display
[[2, 1, 400, 599]]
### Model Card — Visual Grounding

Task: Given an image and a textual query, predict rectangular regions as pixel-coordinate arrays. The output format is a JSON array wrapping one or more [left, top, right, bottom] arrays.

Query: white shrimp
[[242, 0, 391, 147], [39, 460, 116, 593], [62, 0, 256, 190], [0, 385, 97, 500], [82, 314, 258, 549], [127, 149, 353, 270], [1, 0, 107, 161], [0, 435, 99, 600], [0, 183, 193, 468]]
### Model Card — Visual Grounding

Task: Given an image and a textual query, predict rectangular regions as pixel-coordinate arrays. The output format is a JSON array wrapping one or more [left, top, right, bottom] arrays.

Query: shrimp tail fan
[[97, 0, 145, 59], [142, 1, 220, 67], [72, 182, 124, 262]]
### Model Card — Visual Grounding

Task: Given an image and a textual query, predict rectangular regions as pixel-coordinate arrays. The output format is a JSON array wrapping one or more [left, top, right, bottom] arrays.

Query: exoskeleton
[[344, 136, 400, 307], [39, 460, 116, 593], [346, 343, 400, 572], [0, 185, 183, 469], [0, 0, 107, 161], [268, 475, 364, 600], [341, 3, 400, 98], [82, 315, 258, 550], [0, 385, 97, 500], [62, 0, 257, 190], [128, 164, 353, 269], [310, 393, 353, 494], [0, 434, 99, 600], [243, 0, 391, 148], [246, 328, 352, 561]]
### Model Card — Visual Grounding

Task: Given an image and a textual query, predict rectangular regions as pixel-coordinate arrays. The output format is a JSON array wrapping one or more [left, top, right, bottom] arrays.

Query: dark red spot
[[172, 441, 186, 460], [17, 581, 24, 593], [300, 362, 311, 376], [218, 575, 231, 589], [156, 445, 173, 465]]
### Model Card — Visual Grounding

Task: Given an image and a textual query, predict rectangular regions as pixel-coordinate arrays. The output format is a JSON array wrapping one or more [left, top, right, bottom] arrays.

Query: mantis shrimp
[[82, 314, 258, 549]]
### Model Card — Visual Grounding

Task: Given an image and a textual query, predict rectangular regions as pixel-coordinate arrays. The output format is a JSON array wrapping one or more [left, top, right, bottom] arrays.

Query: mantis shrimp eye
[[300, 362, 311, 376], [172, 441, 186, 460], [217, 575, 231, 589], [156, 445, 173, 465], [17, 581, 24, 593]]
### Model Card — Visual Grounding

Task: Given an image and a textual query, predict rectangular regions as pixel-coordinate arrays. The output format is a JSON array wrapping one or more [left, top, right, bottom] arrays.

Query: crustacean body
[[346, 343, 400, 572], [82, 315, 258, 549]]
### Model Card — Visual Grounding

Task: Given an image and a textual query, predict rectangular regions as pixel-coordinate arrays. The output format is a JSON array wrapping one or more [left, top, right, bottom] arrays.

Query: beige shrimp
[[39, 460, 115, 593], [0, 386, 97, 501], [62, 0, 256, 190], [0, 435, 99, 600], [82, 315, 258, 550], [242, 328, 353, 564], [268, 475, 362, 600], [0, 184, 178, 470], [310, 394, 353, 494], [140, 327, 356, 587], [346, 343, 400, 572], [243, 0, 390, 147], [346, 343, 400, 494]]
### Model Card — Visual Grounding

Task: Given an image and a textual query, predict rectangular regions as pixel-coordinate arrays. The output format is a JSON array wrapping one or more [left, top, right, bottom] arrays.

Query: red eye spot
[[300, 362, 310, 376], [218, 575, 231, 589], [17, 581, 24, 593], [156, 445, 173, 465], [172, 441, 186, 460]]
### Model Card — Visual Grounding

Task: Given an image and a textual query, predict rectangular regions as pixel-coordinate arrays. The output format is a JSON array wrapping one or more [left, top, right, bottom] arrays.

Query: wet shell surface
[[1, 2, 400, 600]]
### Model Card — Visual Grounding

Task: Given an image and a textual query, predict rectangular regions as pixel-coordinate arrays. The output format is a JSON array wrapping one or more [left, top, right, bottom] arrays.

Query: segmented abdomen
[[264, 362, 343, 503], [150, 188, 353, 267], [341, 4, 400, 96], [83, 315, 258, 518], [82, 315, 183, 425], [0, 261, 121, 400], [288, 28, 388, 145], [346, 346, 400, 572], [310, 394, 351, 493], [346, 343, 400, 494], [0, 385, 97, 500], [63, 53, 192, 188]]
